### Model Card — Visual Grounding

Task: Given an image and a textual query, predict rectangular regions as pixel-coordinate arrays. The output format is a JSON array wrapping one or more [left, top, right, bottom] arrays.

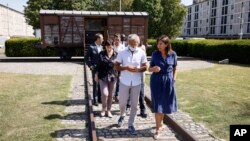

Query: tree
[[24, 0, 93, 29], [160, 0, 187, 38], [24, 0, 52, 29], [94, 0, 133, 11], [132, 0, 163, 38]]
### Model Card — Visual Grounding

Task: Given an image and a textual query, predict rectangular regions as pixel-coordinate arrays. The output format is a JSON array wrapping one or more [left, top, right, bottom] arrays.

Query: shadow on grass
[[44, 112, 87, 120], [42, 99, 87, 106]]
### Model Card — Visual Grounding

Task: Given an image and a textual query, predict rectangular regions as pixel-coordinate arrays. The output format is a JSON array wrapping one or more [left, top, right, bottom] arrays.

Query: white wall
[[0, 4, 34, 37]]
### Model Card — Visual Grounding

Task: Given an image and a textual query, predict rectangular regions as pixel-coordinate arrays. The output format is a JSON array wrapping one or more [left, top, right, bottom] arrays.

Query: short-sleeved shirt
[[114, 43, 125, 54], [116, 47, 147, 86]]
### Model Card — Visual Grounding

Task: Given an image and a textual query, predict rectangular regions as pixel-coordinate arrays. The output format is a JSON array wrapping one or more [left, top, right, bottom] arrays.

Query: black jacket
[[96, 50, 118, 81], [84, 43, 103, 71]]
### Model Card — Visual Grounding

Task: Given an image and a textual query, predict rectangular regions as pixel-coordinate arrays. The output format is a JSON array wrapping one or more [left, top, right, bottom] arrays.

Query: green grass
[[0, 73, 72, 141], [146, 64, 250, 140]]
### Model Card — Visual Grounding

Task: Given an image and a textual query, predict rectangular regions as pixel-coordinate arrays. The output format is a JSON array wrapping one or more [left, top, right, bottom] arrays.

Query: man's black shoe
[[140, 112, 147, 118], [98, 99, 102, 103], [93, 101, 98, 106]]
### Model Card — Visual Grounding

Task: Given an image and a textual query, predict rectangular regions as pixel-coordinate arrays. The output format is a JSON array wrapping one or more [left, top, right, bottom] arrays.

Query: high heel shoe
[[159, 125, 166, 131], [100, 111, 105, 117], [107, 111, 113, 118]]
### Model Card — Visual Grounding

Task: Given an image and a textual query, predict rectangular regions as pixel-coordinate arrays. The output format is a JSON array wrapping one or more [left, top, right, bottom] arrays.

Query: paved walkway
[[54, 65, 89, 141], [86, 68, 180, 141], [88, 59, 221, 141]]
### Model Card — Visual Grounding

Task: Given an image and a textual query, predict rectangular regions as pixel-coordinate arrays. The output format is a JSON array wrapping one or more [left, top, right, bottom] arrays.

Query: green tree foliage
[[101, 0, 134, 11], [160, 0, 187, 38], [25, 0, 186, 38], [132, 0, 163, 38], [24, 0, 93, 29]]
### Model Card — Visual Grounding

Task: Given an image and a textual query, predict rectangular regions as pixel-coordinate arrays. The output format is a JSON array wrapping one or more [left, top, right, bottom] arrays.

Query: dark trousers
[[115, 72, 120, 96], [126, 83, 146, 113], [92, 71, 101, 103]]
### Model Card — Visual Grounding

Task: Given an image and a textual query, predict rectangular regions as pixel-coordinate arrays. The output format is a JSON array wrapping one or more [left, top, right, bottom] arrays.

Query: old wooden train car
[[39, 10, 148, 59]]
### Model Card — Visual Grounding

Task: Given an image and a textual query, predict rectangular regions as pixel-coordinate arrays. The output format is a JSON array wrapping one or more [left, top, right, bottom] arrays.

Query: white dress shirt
[[116, 47, 147, 86], [114, 43, 125, 54]]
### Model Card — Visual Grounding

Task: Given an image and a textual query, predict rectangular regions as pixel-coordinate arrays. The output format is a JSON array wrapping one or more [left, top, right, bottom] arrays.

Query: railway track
[[83, 62, 219, 141]]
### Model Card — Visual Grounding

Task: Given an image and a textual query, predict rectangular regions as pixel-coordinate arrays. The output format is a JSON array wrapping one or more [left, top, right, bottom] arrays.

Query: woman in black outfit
[[95, 40, 118, 118]]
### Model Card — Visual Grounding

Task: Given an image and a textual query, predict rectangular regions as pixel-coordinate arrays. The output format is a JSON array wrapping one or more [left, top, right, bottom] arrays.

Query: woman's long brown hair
[[157, 35, 173, 55]]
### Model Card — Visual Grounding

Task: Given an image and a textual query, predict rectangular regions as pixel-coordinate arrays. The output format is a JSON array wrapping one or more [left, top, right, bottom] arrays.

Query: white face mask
[[129, 46, 136, 52]]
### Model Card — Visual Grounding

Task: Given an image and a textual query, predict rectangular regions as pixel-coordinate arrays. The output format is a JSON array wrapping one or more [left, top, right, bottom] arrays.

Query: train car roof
[[40, 10, 148, 16]]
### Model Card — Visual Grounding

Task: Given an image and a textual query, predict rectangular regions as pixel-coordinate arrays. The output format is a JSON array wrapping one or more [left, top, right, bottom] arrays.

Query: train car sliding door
[[84, 18, 106, 45]]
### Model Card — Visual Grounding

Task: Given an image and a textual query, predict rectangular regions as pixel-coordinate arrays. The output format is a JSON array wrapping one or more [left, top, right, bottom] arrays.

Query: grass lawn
[[0, 73, 72, 141], [146, 64, 250, 140]]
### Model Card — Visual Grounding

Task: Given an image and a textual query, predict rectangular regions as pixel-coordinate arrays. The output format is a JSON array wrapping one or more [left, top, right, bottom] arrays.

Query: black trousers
[[126, 83, 146, 113], [115, 71, 120, 96], [91, 70, 101, 103]]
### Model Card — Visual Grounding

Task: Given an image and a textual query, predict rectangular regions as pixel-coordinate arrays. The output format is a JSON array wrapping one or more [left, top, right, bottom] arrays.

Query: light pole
[[119, 0, 121, 11], [239, 2, 244, 40], [7, 3, 10, 37]]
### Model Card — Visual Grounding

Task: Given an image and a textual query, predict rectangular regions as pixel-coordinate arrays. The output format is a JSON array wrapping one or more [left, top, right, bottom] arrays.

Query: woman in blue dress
[[148, 35, 177, 139]]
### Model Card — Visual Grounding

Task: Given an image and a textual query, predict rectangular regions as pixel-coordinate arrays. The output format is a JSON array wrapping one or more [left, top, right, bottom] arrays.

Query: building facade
[[181, 0, 250, 39], [0, 4, 34, 47]]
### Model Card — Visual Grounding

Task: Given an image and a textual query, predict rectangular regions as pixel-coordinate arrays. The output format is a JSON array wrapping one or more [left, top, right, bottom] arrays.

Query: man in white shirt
[[113, 33, 125, 102], [113, 33, 125, 53], [115, 34, 147, 135]]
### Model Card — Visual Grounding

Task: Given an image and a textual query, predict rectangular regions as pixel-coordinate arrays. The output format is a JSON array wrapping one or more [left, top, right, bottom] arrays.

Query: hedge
[[146, 39, 250, 64], [5, 38, 84, 57]]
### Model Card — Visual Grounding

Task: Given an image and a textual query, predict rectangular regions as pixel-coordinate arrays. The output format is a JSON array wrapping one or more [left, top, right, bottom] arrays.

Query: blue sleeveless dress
[[150, 51, 177, 114]]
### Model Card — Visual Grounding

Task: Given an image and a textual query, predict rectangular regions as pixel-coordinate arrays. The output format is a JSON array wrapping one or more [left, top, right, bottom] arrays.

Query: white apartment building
[[0, 4, 34, 47], [181, 0, 250, 39]]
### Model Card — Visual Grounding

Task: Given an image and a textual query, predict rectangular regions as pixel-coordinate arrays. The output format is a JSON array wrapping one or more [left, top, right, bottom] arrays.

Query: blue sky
[[0, 0, 193, 12]]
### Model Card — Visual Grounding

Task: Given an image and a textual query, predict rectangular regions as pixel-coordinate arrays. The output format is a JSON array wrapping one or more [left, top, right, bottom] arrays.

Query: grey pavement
[[53, 65, 89, 141]]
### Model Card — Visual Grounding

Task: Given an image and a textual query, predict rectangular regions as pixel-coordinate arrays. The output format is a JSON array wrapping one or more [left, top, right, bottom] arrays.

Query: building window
[[211, 9, 217, 17], [187, 29, 190, 35], [195, 13, 199, 19], [194, 28, 198, 35], [187, 22, 191, 28], [222, 6, 228, 15], [231, 15, 233, 19], [221, 16, 227, 24], [195, 5, 199, 12], [210, 27, 215, 34], [188, 15, 191, 21], [212, 0, 217, 8], [210, 18, 216, 26], [248, 12, 250, 22], [188, 7, 192, 14], [220, 25, 226, 34], [194, 21, 198, 27], [247, 23, 250, 33], [222, 0, 228, 5], [249, 2, 250, 11], [230, 25, 232, 29]]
